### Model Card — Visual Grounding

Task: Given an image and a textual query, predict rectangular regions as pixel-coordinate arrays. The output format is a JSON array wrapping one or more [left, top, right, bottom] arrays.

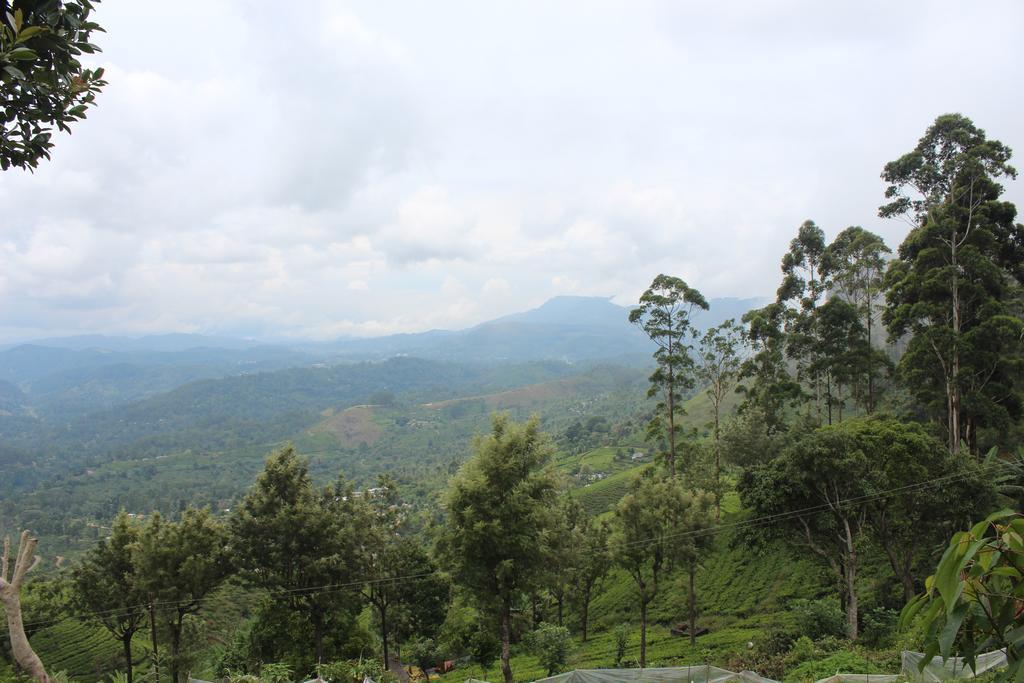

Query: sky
[[1, 1, 1023, 342]]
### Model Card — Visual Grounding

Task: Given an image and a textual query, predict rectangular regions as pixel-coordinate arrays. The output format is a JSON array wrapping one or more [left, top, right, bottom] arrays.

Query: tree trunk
[[314, 616, 325, 669], [0, 533, 48, 683], [950, 226, 961, 456], [713, 399, 721, 521], [639, 598, 647, 668], [666, 361, 677, 479], [169, 613, 182, 683], [500, 600, 513, 683], [381, 602, 390, 673], [899, 571, 915, 605], [556, 593, 563, 627], [688, 564, 697, 647], [825, 372, 833, 425], [866, 296, 875, 414], [846, 564, 858, 640], [580, 588, 590, 643], [149, 601, 160, 683], [842, 520, 859, 640], [879, 535, 917, 604], [122, 631, 135, 683]]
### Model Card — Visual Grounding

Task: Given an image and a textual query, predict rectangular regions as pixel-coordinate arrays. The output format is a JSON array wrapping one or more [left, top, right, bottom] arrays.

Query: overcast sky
[[1, 1, 1022, 342]]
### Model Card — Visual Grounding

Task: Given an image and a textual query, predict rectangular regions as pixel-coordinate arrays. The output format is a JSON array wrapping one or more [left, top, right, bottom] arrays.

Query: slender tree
[[436, 414, 558, 683], [544, 498, 575, 628], [629, 274, 709, 478], [822, 226, 892, 412], [359, 481, 404, 672], [809, 298, 870, 424], [133, 509, 231, 683], [565, 502, 610, 643], [777, 220, 830, 418], [611, 473, 712, 666], [737, 303, 802, 435], [389, 550, 450, 662], [72, 513, 146, 683], [360, 481, 450, 672], [695, 319, 743, 518], [881, 113, 1024, 454]]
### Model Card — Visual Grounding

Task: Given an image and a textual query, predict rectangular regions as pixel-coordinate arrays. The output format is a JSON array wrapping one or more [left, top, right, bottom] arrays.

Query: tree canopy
[[630, 274, 709, 477], [0, 0, 106, 170], [436, 414, 559, 683]]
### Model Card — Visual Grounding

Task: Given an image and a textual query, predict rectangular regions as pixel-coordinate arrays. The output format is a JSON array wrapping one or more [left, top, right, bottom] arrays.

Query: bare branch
[[1, 536, 9, 584], [12, 531, 36, 590]]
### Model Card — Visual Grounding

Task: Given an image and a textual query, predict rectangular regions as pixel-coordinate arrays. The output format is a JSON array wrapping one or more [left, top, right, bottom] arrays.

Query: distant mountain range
[[0, 295, 765, 420], [7, 295, 764, 360], [301, 295, 766, 363], [11, 332, 266, 353]]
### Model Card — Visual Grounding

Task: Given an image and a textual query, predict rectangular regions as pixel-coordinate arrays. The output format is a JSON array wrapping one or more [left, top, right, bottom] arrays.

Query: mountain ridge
[[10, 294, 767, 355]]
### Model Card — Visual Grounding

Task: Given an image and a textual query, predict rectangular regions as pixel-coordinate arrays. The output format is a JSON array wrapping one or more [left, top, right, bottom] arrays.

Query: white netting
[[900, 649, 1007, 682], [532, 666, 778, 683], [513, 650, 1008, 683], [813, 675, 900, 683]]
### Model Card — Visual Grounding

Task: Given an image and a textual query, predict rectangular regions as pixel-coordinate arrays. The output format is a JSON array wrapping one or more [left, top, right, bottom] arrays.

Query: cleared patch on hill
[[423, 376, 587, 412], [310, 405, 382, 447]]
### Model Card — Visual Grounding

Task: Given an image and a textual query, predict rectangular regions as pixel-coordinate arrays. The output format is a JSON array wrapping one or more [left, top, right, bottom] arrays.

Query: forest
[[1, 113, 1022, 683]]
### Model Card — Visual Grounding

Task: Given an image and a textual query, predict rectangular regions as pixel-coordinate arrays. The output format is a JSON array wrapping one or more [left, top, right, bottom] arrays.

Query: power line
[[14, 457, 1020, 632]]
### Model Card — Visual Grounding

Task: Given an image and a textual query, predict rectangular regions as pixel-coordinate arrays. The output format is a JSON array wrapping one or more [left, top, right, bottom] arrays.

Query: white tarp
[[531, 667, 779, 683], [901, 649, 1008, 682], [522, 651, 1008, 683], [813, 675, 900, 683]]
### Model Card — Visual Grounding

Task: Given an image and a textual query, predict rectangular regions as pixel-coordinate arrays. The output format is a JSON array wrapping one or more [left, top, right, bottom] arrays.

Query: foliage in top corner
[[0, 0, 106, 171]]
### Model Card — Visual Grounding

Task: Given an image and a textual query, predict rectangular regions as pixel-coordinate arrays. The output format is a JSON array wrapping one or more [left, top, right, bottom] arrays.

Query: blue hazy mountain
[[0, 295, 765, 417], [18, 332, 265, 352], [315, 295, 767, 363]]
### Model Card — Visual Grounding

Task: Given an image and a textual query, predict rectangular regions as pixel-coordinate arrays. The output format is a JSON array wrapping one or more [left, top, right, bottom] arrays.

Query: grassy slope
[[437, 434, 834, 683], [19, 582, 260, 683], [434, 385, 850, 682], [439, 526, 830, 683], [29, 619, 143, 681]]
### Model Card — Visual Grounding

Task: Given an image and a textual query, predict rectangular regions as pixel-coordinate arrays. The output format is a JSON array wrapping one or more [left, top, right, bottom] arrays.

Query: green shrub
[[613, 624, 631, 667], [788, 599, 845, 641], [860, 607, 898, 647], [524, 623, 573, 676], [260, 662, 294, 683], [783, 650, 879, 683]]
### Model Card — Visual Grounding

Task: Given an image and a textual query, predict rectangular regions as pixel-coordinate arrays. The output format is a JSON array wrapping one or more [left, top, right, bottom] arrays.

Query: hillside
[[0, 296, 763, 424], [0, 363, 650, 556]]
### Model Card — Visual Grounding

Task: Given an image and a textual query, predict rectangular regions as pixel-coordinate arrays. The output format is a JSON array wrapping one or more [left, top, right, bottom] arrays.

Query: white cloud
[[482, 278, 511, 296], [1, 0, 1022, 342]]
